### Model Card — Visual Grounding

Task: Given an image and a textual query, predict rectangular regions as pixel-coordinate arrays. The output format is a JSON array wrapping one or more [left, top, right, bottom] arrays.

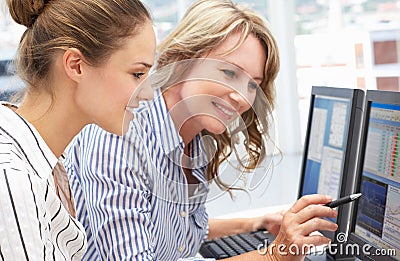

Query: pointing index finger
[[289, 194, 333, 213]]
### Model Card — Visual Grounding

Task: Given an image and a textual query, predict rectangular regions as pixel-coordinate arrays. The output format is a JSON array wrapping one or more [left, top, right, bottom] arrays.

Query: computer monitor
[[346, 90, 400, 261], [298, 86, 365, 258]]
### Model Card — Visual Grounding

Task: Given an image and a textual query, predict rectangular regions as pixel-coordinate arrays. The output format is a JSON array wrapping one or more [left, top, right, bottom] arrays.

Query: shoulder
[[0, 143, 48, 208], [66, 123, 122, 160], [0, 133, 30, 174], [0, 134, 13, 163]]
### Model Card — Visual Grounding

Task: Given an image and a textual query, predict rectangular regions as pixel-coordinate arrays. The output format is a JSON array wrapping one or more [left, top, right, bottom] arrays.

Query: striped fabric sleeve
[[65, 128, 157, 260], [0, 165, 46, 260]]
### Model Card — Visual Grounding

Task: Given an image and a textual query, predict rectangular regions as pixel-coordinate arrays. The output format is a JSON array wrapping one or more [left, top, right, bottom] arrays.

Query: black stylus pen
[[324, 193, 362, 208]]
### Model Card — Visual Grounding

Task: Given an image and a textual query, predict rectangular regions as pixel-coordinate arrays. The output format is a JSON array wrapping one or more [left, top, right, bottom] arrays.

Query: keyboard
[[199, 230, 274, 259]]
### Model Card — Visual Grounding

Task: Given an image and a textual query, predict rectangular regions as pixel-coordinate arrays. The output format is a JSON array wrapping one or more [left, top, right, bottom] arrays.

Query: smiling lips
[[211, 101, 236, 120]]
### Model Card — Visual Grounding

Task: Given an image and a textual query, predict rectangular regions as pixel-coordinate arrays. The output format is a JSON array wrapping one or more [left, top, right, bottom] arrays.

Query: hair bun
[[7, 0, 47, 28]]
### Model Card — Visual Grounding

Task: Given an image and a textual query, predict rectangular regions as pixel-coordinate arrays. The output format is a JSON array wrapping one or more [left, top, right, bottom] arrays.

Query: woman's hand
[[267, 194, 338, 261]]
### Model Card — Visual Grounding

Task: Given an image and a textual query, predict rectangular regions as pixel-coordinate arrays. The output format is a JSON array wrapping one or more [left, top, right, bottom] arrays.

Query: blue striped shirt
[[64, 90, 210, 260]]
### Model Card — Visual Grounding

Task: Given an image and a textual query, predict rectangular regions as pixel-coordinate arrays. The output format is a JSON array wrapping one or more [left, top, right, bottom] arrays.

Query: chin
[[206, 124, 227, 135], [122, 112, 134, 135]]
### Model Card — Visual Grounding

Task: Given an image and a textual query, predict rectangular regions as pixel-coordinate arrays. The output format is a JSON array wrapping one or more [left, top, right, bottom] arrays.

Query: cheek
[[240, 93, 256, 113], [108, 77, 136, 106], [237, 104, 252, 118], [118, 85, 134, 103], [178, 82, 207, 105], [76, 71, 104, 108]]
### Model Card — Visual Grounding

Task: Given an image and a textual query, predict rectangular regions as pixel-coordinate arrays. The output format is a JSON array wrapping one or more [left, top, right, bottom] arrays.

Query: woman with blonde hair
[[65, 0, 338, 260], [0, 0, 155, 259]]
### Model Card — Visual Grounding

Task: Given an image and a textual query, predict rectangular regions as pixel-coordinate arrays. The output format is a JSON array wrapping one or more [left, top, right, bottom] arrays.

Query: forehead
[[109, 21, 156, 65], [206, 32, 266, 82]]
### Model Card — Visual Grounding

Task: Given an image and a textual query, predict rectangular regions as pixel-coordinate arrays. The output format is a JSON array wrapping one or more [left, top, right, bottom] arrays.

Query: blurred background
[[1, 0, 399, 216]]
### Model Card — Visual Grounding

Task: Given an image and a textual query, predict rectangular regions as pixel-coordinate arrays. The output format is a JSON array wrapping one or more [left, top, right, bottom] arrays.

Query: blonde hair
[[157, 0, 280, 191], [6, 0, 150, 93]]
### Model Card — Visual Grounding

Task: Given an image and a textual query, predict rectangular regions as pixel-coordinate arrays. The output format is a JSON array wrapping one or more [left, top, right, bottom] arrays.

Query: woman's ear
[[63, 48, 84, 83]]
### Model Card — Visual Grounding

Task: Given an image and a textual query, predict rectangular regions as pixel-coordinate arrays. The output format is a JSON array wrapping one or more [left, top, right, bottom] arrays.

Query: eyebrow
[[133, 62, 153, 68], [230, 62, 263, 82]]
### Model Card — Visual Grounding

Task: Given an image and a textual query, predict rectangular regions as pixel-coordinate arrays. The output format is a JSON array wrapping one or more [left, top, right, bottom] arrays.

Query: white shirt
[[65, 90, 209, 260], [0, 104, 87, 260]]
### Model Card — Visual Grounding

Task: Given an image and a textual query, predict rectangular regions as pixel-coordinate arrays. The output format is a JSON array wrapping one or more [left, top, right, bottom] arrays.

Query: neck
[[16, 90, 87, 158], [163, 90, 201, 146]]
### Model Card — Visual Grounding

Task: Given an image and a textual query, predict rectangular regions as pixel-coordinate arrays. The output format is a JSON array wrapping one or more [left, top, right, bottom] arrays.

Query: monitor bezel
[[297, 86, 364, 258]]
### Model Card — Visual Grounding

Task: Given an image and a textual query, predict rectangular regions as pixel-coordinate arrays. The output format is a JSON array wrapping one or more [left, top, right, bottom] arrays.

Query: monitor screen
[[300, 94, 351, 200], [351, 93, 400, 260]]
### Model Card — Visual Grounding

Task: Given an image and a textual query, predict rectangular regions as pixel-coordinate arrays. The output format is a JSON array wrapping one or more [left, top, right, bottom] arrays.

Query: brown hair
[[157, 0, 280, 192], [6, 0, 151, 93]]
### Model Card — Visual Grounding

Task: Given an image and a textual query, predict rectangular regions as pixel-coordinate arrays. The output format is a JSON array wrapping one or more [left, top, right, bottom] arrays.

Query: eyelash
[[221, 69, 235, 78], [248, 82, 258, 90], [133, 72, 145, 79]]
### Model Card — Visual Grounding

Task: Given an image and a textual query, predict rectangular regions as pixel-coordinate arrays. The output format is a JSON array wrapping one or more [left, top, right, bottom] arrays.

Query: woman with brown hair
[[0, 0, 155, 259]]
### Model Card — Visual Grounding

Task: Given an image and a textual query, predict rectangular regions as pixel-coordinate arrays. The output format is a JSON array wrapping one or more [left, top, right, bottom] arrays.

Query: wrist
[[251, 216, 264, 231]]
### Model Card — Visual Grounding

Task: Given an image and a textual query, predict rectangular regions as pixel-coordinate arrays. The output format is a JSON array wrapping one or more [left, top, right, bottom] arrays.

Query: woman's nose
[[228, 91, 249, 112], [137, 79, 154, 101]]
